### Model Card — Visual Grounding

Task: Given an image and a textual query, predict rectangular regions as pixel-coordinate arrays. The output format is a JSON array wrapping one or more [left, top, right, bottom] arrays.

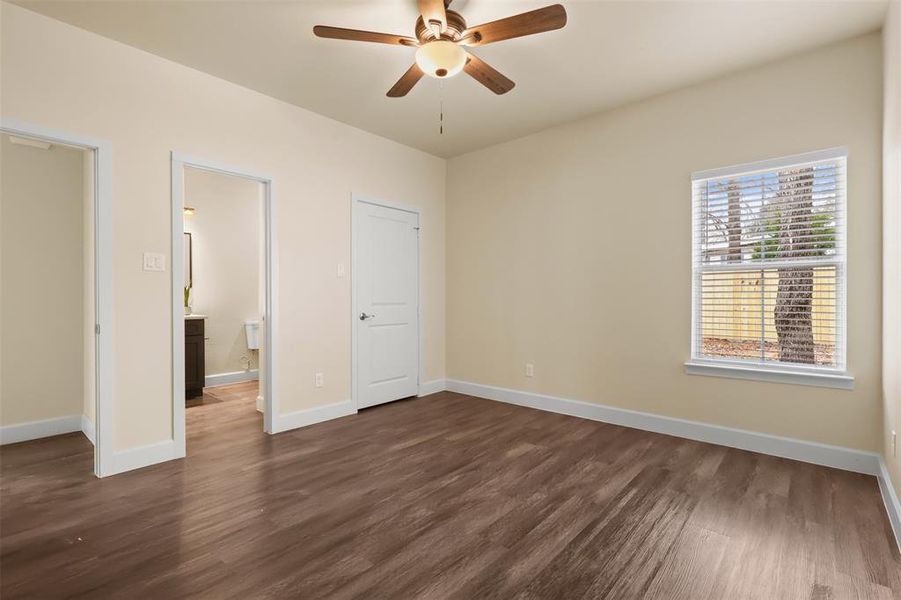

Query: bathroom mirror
[[184, 232, 192, 289]]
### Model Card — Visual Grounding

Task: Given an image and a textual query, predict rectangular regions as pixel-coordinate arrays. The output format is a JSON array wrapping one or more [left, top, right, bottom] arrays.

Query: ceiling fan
[[313, 1, 567, 97]]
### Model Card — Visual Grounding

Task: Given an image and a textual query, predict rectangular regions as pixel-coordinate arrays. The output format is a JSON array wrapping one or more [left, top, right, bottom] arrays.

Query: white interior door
[[354, 199, 419, 409]]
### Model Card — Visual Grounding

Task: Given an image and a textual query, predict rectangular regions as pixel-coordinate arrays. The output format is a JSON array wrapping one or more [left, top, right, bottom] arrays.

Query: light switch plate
[[337, 263, 345, 278], [143, 252, 166, 272]]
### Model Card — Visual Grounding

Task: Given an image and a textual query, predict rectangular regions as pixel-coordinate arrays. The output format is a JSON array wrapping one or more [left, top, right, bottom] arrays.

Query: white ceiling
[[14, 0, 887, 157]]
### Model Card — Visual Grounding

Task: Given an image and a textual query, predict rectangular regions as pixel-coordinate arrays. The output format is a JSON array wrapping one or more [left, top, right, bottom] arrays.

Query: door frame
[[170, 152, 279, 453], [351, 194, 423, 410], [0, 119, 114, 478]]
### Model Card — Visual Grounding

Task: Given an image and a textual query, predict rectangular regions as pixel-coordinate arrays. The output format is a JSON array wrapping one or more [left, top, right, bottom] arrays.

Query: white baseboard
[[272, 400, 357, 434], [81, 415, 96, 446], [878, 458, 901, 553], [445, 379, 880, 476], [0, 415, 82, 445], [106, 440, 180, 476], [418, 379, 447, 396], [205, 369, 258, 388]]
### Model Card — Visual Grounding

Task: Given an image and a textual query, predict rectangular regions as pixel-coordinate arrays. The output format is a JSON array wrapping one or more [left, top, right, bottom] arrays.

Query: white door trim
[[170, 152, 280, 455], [351, 194, 423, 411], [0, 119, 114, 477]]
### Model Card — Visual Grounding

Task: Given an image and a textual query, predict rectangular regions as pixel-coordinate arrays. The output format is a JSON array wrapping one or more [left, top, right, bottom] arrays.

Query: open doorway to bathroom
[[0, 123, 112, 478], [171, 153, 277, 456]]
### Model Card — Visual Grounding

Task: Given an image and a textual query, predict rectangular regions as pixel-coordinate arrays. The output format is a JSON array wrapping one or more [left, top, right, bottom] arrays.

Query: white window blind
[[691, 148, 847, 373]]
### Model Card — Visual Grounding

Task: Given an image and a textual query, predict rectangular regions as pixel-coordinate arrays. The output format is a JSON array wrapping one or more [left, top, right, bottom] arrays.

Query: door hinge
[[95, 324, 100, 335], [413, 226, 421, 231]]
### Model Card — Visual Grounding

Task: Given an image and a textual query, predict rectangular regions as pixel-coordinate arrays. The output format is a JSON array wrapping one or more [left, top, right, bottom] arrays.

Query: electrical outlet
[[315, 372, 324, 388], [893, 430, 897, 457], [525, 363, 534, 377]]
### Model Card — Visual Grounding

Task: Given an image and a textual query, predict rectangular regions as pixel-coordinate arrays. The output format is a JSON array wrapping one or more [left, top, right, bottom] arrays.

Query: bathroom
[[182, 166, 264, 425]]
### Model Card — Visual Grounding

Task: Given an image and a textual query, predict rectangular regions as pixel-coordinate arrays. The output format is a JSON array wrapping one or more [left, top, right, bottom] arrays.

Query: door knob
[[359, 312, 376, 321]]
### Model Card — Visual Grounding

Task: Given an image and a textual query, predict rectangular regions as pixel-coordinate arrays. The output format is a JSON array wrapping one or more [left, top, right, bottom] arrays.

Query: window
[[687, 148, 851, 388]]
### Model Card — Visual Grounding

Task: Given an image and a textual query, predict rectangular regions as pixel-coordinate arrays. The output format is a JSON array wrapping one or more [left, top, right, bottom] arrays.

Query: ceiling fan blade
[[418, 0, 448, 35], [313, 25, 417, 46], [463, 52, 515, 95], [387, 63, 425, 97], [461, 4, 567, 46]]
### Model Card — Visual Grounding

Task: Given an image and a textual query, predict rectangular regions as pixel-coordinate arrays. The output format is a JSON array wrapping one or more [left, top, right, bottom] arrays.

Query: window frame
[[685, 147, 853, 390]]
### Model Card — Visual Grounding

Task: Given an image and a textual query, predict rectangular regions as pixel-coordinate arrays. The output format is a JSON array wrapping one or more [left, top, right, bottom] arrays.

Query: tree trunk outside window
[[726, 181, 742, 263], [775, 168, 815, 364]]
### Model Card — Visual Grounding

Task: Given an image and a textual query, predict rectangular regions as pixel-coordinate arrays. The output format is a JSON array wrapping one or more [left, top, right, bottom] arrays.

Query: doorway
[[0, 120, 112, 477], [352, 196, 421, 409], [170, 153, 278, 455]]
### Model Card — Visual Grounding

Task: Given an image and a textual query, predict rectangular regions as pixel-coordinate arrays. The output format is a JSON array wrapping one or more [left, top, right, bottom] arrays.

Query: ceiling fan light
[[415, 40, 466, 79]]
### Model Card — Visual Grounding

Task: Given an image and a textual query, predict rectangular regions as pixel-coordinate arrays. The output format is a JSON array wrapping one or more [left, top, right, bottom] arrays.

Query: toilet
[[244, 320, 260, 350]]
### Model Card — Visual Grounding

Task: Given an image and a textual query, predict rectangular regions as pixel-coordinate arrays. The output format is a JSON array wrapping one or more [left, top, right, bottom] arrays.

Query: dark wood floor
[[2, 383, 899, 599]]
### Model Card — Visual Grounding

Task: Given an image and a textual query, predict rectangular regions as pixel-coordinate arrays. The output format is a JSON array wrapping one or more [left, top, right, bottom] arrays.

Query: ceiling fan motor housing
[[415, 10, 467, 43]]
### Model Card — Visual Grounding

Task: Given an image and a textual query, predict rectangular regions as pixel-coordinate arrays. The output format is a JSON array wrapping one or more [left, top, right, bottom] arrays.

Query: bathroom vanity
[[185, 315, 207, 400]]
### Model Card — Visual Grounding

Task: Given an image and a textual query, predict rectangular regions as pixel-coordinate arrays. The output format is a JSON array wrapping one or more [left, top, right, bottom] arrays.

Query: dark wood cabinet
[[185, 318, 205, 400]]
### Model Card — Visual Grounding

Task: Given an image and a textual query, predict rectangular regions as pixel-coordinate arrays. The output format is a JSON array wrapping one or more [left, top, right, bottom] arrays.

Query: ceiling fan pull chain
[[439, 81, 444, 135]]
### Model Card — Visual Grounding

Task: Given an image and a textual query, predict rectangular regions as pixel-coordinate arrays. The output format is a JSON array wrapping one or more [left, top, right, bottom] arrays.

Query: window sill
[[684, 361, 854, 390]]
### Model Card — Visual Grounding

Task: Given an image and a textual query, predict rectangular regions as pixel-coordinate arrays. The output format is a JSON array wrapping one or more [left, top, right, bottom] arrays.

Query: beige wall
[[0, 135, 86, 426], [883, 2, 901, 495], [0, 3, 446, 451], [447, 33, 883, 452], [184, 168, 261, 377]]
